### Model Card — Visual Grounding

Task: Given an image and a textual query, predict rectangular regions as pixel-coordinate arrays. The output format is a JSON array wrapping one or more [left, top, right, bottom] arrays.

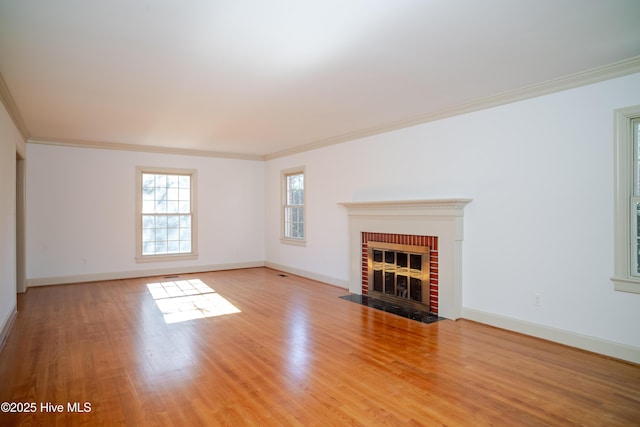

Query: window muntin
[[282, 168, 305, 243], [137, 168, 197, 261]]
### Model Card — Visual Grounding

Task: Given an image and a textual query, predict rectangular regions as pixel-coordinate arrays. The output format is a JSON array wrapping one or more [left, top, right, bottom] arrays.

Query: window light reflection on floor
[[146, 279, 241, 324]]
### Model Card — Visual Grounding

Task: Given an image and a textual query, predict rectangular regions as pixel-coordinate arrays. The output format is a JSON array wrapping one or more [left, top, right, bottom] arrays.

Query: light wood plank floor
[[1, 267, 639, 426]]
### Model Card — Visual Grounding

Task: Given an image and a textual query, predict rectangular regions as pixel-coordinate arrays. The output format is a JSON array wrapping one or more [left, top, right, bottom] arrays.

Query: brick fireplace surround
[[339, 199, 471, 320], [362, 232, 439, 314]]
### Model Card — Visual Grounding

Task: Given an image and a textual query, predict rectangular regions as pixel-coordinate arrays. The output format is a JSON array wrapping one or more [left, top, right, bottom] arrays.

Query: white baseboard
[[26, 261, 265, 287], [264, 262, 349, 289], [462, 307, 640, 365], [0, 305, 17, 353]]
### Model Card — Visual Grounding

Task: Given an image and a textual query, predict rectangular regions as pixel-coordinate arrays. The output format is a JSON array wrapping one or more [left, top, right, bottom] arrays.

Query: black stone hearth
[[339, 294, 443, 324]]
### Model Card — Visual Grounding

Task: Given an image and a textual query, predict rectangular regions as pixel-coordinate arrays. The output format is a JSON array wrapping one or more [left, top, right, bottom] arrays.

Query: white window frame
[[281, 167, 306, 246], [136, 166, 198, 263], [612, 105, 640, 293]]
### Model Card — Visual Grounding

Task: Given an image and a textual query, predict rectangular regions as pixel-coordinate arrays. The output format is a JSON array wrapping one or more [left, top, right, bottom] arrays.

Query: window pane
[[637, 202, 640, 274], [286, 173, 304, 204], [142, 228, 154, 242], [142, 201, 155, 214], [142, 174, 155, 189], [155, 187, 167, 202], [168, 228, 179, 240], [155, 228, 167, 241], [142, 187, 154, 200], [180, 228, 191, 240], [143, 241, 155, 255], [156, 200, 167, 213], [167, 188, 179, 200], [167, 175, 179, 188], [167, 240, 180, 253], [154, 216, 166, 228], [167, 201, 179, 213], [142, 215, 154, 228], [178, 201, 190, 213], [155, 241, 167, 254], [167, 216, 179, 227], [636, 121, 640, 195]]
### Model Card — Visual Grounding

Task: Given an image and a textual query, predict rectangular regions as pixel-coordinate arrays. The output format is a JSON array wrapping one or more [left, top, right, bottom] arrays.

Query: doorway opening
[[16, 152, 25, 294]]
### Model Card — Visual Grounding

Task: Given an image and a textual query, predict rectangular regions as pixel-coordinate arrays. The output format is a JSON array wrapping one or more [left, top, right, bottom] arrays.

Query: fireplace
[[339, 199, 471, 320], [363, 233, 437, 313]]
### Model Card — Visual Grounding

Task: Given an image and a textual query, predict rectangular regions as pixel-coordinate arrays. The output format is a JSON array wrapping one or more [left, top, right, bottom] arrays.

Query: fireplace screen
[[368, 241, 430, 310]]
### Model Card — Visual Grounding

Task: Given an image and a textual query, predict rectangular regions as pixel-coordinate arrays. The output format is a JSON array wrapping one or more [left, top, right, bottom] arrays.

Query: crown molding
[[265, 56, 640, 160], [27, 137, 264, 161], [0, 72, 30, 141]]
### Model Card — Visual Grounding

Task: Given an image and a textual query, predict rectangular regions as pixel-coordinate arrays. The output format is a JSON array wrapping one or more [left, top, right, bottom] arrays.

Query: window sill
[[136, 253, 198, 263], [281, 238, 306, 247], [611, 276, 640, 294]]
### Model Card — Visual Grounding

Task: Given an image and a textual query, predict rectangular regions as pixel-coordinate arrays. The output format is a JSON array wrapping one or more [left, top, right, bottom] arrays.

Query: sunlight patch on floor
[[146, 279, 241, 324]]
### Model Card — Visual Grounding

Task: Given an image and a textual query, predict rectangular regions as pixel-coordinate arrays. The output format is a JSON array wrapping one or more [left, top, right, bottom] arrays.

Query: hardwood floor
[[1, 267, 639, 426]]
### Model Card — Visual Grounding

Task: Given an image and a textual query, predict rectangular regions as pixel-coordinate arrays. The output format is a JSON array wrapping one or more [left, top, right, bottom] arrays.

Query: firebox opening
[[368, 241, 430, 312]]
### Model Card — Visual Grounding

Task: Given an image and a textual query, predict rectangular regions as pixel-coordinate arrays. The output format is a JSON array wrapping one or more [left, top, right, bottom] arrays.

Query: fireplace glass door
[[368, 241, 430, 311]]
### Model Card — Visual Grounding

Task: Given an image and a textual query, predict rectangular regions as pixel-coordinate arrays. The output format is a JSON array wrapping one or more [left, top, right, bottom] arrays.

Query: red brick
[[360, 232, 439, 309]]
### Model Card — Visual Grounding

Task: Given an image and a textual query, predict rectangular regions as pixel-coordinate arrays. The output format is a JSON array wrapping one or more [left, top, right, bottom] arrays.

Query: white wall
[[265, 72, 640, 352], [0, 102, 22, 339], [26, 145, 265, 283]]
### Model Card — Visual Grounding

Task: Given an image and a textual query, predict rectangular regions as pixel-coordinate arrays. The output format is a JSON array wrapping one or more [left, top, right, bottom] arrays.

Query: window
[[282, 167, 305, 245], [136, 167, 198, 262], [612, 105, 640, 293]]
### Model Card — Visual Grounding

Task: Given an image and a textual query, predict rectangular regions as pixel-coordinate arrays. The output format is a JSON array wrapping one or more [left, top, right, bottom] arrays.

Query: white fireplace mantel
[[338, 198, 472, 320], [338, 198, 471, 211]]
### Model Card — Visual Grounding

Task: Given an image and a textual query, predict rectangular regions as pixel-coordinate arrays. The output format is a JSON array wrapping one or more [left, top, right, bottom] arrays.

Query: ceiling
[[1, 1, 639, 159]]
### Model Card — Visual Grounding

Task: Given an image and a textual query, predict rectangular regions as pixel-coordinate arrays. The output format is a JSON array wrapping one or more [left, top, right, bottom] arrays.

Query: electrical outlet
[[534, 293, 542, 307]]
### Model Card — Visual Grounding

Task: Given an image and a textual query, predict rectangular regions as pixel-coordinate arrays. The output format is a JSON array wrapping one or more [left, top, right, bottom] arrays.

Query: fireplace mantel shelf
[[338, 199, 472, 209], [338, 199, 472, 219]]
